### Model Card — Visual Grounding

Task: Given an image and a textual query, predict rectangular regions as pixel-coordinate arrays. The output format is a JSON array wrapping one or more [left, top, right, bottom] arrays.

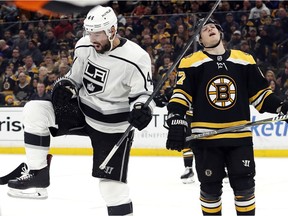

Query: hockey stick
[[185, 114, 288, 141], [0, 162, 27, 185], [99, 0, 222, 170]]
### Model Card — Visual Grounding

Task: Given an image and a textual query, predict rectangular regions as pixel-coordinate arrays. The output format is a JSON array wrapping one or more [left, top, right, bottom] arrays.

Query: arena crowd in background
[[1, 0, 288, 106]]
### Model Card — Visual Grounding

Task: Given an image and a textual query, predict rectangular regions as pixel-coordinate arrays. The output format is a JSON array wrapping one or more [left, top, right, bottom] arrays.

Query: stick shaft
[[186, 114, 288, 141], [99, 0, 222, 170]]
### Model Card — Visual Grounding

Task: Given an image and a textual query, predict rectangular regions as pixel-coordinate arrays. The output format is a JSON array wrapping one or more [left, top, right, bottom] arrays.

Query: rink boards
[[0, 107, 288, 157]]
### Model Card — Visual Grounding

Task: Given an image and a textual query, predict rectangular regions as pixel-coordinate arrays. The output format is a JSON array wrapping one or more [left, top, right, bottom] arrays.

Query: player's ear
[[109, 26, 116, 40]]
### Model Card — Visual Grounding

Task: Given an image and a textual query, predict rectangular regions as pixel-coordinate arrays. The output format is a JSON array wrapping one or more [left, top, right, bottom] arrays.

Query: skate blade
[[181, 176, 195, 184], [7, 188, 48, 199]]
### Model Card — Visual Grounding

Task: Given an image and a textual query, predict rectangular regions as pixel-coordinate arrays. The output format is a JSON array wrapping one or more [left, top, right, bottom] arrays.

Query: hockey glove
[[279, 101, 288, 123], [128, 102, 152, 131], [52, 77, 78, 107], [166, 113, 188, 152]]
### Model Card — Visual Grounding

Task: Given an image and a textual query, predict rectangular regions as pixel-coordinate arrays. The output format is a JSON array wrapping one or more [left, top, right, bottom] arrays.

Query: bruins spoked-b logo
[[206, 75, 237, 110], [83, 61, 109, 95]]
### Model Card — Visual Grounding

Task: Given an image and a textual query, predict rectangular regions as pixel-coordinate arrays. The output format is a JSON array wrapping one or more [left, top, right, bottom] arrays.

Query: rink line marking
[[1, 147, 288, 157]]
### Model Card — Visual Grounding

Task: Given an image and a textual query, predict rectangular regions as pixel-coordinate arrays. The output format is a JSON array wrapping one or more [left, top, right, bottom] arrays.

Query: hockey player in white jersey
[[7, 5, 155, 216]]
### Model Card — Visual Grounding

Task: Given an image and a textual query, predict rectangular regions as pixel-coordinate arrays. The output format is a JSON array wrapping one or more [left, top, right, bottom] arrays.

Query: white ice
[[0, 154, 287, 216]]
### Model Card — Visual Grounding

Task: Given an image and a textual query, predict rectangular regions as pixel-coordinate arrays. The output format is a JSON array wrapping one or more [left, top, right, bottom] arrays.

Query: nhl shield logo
[[83, 61, 109, 95]]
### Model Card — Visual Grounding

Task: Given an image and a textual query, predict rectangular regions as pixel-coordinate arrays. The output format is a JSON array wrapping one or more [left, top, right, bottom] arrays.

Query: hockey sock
[[234, 188, 255, 215], [24, 132, 50, 170], [183, 148, 193, 167], [200, 190, 222, 215]]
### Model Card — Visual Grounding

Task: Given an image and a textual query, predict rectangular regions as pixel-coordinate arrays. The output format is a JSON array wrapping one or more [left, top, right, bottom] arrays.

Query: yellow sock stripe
[[201, 205, 222, 214], [235, 203, 255, 212]]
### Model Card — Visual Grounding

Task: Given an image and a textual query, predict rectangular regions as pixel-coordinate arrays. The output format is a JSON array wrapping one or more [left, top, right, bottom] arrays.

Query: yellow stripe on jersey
[[249, 88, 273, 111], [201, 131, 252, 139], [192, 120, 250, 128], [172, 89, 192, 101], [228, 50, 256, 65], [178, 51, 212, 68], [169, 88, 192, 108], [169, 98, 189, 107]]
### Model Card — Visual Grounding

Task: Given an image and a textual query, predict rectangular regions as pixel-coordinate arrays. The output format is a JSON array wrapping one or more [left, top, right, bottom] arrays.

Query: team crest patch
[[83, 61, 109, 95], [206, 75, 237, 110]]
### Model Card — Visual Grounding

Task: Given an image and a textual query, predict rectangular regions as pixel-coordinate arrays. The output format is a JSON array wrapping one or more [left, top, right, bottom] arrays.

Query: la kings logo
[[83, 61, 109, 95], [206, 75, 237, 110]]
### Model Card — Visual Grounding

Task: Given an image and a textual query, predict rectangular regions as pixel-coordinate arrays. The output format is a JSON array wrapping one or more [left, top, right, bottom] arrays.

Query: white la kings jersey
[[66, 35, 155, 133]]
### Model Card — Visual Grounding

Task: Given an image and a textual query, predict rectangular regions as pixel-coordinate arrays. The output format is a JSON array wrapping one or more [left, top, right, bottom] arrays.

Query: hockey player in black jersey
[[166, 18, 288, 216], [7, 6, 155, 216]]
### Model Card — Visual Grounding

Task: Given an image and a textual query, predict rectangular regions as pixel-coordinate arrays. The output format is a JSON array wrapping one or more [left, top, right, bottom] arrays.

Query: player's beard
[[94, 41, 111, 54]]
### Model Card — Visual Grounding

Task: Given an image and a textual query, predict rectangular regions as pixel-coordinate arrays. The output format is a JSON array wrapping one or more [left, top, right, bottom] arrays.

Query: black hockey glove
[[52, 77, 77, 107], [166, 113, 188, 152], [128, 102, 152, 131], [279, 101, 288, 123]]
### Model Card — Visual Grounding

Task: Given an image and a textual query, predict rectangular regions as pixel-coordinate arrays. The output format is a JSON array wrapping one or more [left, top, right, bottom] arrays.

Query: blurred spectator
[[235, 0, 251, 22], [30, 81, 51, 101], [39, 29, 58, 53], [154, 34, 170, 56], [63, 30, 76, 50], [255, 25, 273, 65], [0, 39, 13, 59], [3, 30, 14, 46], [172, 35, 186, 61], [265, 69, 276, 82], [239, 40, 254, 57], [221, 12, 240, 41], [156, 42, 174, 72], [0, 53, 9, 77], [141, 34, 153, 50], [11, 29, 29, 57], [277, 58, 288, 95], [159, 70, 177, 100], [269, 79, 285, 100], [18, 14, 30, 32], [249, 0, 270, 20], [43, 71, 58, 94], [4, 94, 19, 106], [40, 53, 55, 72], [1, 2, 19, 33], [23, 55, 38, 79], [157, 54, 173, 76], [246, 27, 259, 54], [172, 23, 189, 44], [38, 66, 49, 82], [151, 62, 161, 89], [22, 39, 43, 66], [227, 30, 242, 49], [1, 66, 17, 95], [53, 15, 73, 40], [276, 7, 288, 35], [58, 62, 70, 77], [125, 26, 135, 40], [270, 18, 286, 45], [8, 48, 23, 73], [137, 16, 153, 38], [112, 1, 127, 26], [14, 71, 33, 105], [31, 77, 39, 94]]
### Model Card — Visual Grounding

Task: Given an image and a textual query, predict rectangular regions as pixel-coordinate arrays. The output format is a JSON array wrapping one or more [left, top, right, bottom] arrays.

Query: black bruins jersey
[[168, 49, 273, 147]]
